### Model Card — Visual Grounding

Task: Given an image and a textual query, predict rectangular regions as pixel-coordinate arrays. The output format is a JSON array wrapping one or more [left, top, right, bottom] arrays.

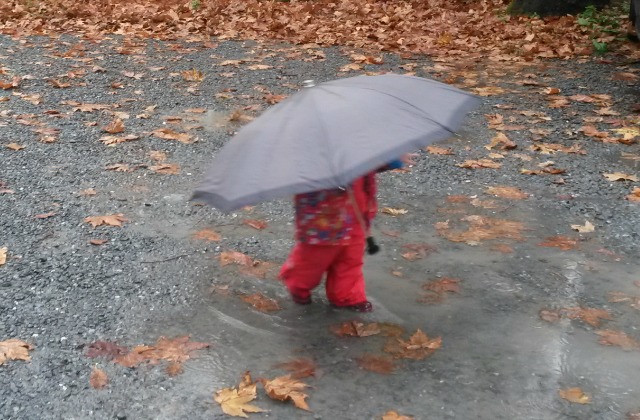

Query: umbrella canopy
[[192, 74, 480, 212]]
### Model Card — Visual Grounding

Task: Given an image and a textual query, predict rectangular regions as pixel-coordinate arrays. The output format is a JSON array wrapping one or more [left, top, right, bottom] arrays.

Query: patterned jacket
[[294, 173, 377, 245]]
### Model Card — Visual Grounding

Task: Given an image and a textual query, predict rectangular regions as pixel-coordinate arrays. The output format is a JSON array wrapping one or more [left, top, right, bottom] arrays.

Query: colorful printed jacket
[[294, 173, 377, 245]]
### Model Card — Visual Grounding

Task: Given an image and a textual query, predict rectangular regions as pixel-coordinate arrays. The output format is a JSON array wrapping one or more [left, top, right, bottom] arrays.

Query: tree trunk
[[509, 0, 612, 17]]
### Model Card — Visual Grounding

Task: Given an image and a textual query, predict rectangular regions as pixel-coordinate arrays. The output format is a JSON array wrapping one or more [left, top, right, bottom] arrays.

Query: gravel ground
[[1, 34, 640, 420]]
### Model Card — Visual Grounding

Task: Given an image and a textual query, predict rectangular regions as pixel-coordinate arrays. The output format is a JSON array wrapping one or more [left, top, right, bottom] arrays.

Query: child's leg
[[280, 242, 340, 302], [325, 239, 367, 306]]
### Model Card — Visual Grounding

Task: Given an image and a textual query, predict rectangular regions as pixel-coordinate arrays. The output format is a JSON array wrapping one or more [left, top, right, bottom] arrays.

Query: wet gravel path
[[1, 34, 640, 419]]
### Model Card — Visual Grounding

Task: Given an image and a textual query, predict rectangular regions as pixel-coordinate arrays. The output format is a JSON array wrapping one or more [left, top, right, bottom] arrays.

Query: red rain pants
[[279, 238, 367, 307]]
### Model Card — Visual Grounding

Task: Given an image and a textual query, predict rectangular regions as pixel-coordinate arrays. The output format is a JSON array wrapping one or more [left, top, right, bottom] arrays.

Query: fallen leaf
[[35, 212, 56, 219], [89, 239, 108, 246], [0, 339, 33, 365], [89, 367, 108, 389], [539, 309, 561, 323], [6, 143, 24, 151], [382, 411, 414, 420], [382, 207, 408, 216], [571, 221, 595, 233], [181, 69, 205, 82], [152, 128, 193, 144], [559, 387, 591, 404], [149, 163, 180, 175], [105, 163, 132, 172], [102, 118, 124, 134], [384, 329, 441, 360], [275, 358, 316, 379], [262, 375, 310, 411], [215, 372, 265, 418], [85, 341, 128, 359], [437, 216, 524, 245], [595, 330, 640, 350], [80, 188, 97, 196], [330, 321, 381, 337], [84, 214, 129, 228], [626, 187, 640, 202], [423, 277, 460, 294], [243, 219, 268, 230], [457, 159, 502, 169], [72, 103, 111, 112], [114, 336, 209, 367], [100, 134, 140, 145], [149, 151, 167, 161], [356, 354, 396, 374], [166, 362, 184, 376], [538, 236, 578, 251], [191, 228, 221, 242], [562, 307, 612, 327], [220, 251, 253, 266], [425, 145, 454, 155], [485, 132, 516, 150], [603, 172, 638, 182], [240, 293, 281, 312], [0, 247, 7, 266]]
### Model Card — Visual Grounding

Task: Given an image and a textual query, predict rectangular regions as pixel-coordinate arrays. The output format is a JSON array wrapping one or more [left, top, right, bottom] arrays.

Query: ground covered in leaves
[[1, 3, 640, 419]]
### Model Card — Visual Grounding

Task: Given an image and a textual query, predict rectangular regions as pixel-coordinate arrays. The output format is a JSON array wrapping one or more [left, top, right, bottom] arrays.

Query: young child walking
[[279, 160, 404, 312]]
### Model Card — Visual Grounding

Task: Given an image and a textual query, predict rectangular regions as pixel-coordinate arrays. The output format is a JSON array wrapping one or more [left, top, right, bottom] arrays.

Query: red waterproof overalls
[[279, 174, 377, 306]]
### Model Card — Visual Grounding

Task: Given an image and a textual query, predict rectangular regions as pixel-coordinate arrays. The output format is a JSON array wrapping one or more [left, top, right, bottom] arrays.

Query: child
[[279, 160, 404, 312]]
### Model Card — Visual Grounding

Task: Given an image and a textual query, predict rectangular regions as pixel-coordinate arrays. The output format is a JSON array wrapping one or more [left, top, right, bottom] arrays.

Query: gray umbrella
[[192, 74, 480, 212]]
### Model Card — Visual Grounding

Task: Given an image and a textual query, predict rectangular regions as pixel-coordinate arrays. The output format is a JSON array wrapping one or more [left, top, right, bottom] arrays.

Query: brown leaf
[[562, 307, 612, 327], [149, 163, 180, 175], [539, 309, 561, 323], [6, 143, 24, 151], [384, 329, 441, 360], [89, 367, 108, 389], [595, 330, 640, 350], [100, 134, 140, 145], [603, 172, 638, 182], [149, 151, 167, 161], [89, 239, 108, 246], [243, 219, 268, 230], [80, 188, 97, 196], [84, 214, 129, 228], [559, 387, 591, 404], [35, 212, 56, 219], [215, 372, 265, 417], [105, 163, 132, 172], [0, 339, 33, 365], [330, 321, 381, 337], [181, 69, 205, 82], [485, 133, 516, 150], [356, 354, 396, 374], [626, 187, 640, 202], [85, 341, 128, 359], [262, 375, 310, 411], [275, 358, 316, 379], [538, 236, 578, 251], [422, 278, 460, 294], [425, 145, 453, 155], [191, 228, 221, 242], [240, 293, 281, 312], [382, 207, 408, 216], [0, 247, 7, 266], [72, 103, 111, 112], [114, 336, 209, 367], [165, 362, 184, 376], [457, 159, 502, 169], [486, 186, 529, 200], [491, 244, 514, 253], [48, 78, 71, 88], [382, 411, 414, 420], [437, 216, 524, 245], [152, 128, 193, 144], [220, 251, 253, 266], [570, 221, 595, 233]]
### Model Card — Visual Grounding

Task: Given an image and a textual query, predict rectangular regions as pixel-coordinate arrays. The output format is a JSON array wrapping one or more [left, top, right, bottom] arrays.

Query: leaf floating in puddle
[[383, 329, 441, 360], [356, 354, 396, 375], [562, 307, 612, 327], [539, 309, 561, 323], [85, 341, 127, 359], [559, 387, 591, 404], [538, 236, 578, 251], [595, 330, 640, 350], [240, 293, 281, 312], [330, 321, 381, 337], [261, 374, 311, 411], [215, 371, 265, 418]]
